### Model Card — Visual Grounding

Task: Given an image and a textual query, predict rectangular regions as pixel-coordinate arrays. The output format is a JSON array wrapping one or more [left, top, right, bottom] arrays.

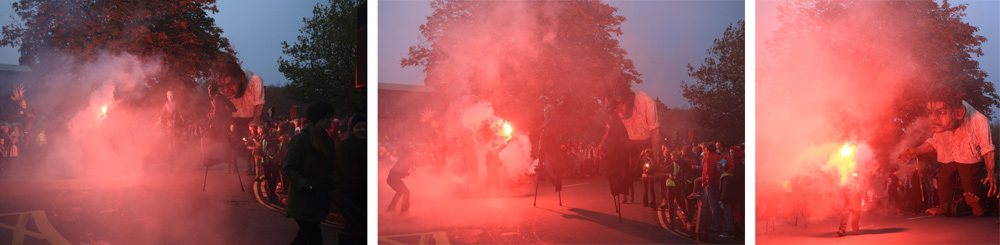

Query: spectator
[[702, 143, 734, 236], [283, 102, 338, 245], [664, 151, 686, 228], [336, 114, 367, 245], [261, 126, 281, 202]]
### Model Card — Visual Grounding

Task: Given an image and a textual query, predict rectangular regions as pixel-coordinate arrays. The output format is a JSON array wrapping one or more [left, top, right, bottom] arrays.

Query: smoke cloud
[[0, 51, 276, 243], [756, 0, 976, 221], [380, 0, 636, 232]]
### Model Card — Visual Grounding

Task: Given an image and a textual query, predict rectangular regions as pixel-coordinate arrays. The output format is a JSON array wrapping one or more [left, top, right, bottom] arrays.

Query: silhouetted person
[[537, 105, 563, 194], [336, 114, 367, 245], [261, 126, 281, 202], [387, 146, 413, 214], [158, 90, 185, 152], [283, 102, 337, 245], [599, 99, 630, 205], [486, 137, 510, 197], [204, 84, 237, 166], [701, 143, 734, 235], [838, 172, 864, 236]]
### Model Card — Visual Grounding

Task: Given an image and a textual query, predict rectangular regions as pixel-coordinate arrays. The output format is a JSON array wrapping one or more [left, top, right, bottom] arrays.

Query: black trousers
[[937, 161, 983, 211], [292, 219, 322, 245], [840, 190, 862, 233], [667, 184, 685, 219], [263, 162, 281, 201], [387, 172, 409, 212]]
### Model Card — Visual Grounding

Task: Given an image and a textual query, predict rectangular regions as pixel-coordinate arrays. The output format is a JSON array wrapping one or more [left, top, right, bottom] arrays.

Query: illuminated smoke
[[756, 1, 974, 220], [7, 52, 258, 243], [379, 0, 634, 232]]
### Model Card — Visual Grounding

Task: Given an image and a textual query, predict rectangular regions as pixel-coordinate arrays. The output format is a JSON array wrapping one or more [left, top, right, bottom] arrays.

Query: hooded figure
[[283, 102, 337, 245], [336, 113, 367, 245]]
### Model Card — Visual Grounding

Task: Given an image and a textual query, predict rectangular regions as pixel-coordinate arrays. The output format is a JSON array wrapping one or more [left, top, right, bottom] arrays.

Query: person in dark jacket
[[336, 114, 367, 245], [486, 137, 510, 197], [599, 100, 631, 204], [204, 84, 237, 167], [387, 146, 413, 214], [283, 102, 337, 245]]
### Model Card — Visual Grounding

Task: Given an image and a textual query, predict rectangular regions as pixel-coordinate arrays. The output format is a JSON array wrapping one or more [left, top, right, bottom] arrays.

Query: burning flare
[[840, 144, 852, 157], [828, 142, 858, 185], [496, 120, 513, 141], [98, 104, 109, 122], [502, 121, 512, 137]]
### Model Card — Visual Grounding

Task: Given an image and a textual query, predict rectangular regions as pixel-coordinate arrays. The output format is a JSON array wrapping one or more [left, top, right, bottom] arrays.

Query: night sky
[[378, 0, 746, 108], [0, 0, 325, 87], [0, 0, 995, 111], [757, 0, 1000, 114]]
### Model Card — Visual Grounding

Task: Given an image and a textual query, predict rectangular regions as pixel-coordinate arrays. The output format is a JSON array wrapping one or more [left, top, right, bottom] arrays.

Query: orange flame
[[502, 121, 512, 137], [101, 105, 108, 114]]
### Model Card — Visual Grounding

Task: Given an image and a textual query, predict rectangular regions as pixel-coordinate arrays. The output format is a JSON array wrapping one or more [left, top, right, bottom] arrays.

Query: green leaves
[[1, 0, 234, 89], [278, 0, 365, 115], [681, 20, 745, 143], [401, 0, 640, 139]]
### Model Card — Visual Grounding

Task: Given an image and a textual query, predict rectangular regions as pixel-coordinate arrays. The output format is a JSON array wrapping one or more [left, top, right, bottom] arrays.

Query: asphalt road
[[377, 171, 739, 244], [756, 211, 1000, 244], [0, 154, 342, 245]]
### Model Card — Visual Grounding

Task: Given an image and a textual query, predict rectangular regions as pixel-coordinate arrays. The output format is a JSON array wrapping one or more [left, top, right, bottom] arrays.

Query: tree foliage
[[401, 0, 640, 137], [263, 84, 304, 120], [278, 0, 365, 115], [681, 20, 745, 144], [0, 0, 234, 89], [760, 0, 998, 164], [767, 0, 997, 122]]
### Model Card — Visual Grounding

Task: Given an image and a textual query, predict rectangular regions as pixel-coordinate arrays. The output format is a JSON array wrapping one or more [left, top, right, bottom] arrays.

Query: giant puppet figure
[[204, 57, 266, 167], [899, 88, 996, 217]]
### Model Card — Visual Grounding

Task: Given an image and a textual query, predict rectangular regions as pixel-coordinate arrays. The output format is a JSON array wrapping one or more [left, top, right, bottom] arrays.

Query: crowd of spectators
[[0, 122, 46, 173]]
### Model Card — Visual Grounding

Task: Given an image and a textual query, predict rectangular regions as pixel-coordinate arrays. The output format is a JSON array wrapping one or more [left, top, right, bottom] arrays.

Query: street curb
[[252, 179, 344, 229], [656, 207, 705, 244]]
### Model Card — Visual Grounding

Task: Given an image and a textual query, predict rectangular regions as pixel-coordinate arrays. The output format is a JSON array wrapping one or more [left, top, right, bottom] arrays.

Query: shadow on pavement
[[813, 227, 909, 237], [546, 207, 686, 243]]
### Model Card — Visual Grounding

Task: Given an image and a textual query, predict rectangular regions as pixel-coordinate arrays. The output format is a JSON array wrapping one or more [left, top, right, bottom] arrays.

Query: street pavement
[[756, 211, 1000, 244], [377, 172, 743, 244], [0, 153, 343, 245]]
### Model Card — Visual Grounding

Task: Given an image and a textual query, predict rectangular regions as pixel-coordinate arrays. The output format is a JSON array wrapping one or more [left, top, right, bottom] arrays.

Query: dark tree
[[766, 0, 997, 121], [681, 20, 745, 144], [263, 84, 305, 120], [278, 0, 366, 115], [401, 0, 641, 138], [1, 0, 235, 89]]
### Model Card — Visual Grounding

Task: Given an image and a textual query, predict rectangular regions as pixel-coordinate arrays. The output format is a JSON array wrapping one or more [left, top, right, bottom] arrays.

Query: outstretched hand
[[897, 148, 917, 163], [983, 174, 998, 197]]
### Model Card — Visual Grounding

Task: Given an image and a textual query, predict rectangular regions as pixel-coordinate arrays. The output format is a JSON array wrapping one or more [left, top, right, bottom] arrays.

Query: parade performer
[[158, 90, 184, 171], [387, 145, 413, 214], [618, 88, 661, 203], [486, 135, 510, 197], [838, 170, 864, 236], [899, 88, 995, 217], [536, 105, 564, 203], [599, 98, 631, 216], [204, 84, 237, 166]]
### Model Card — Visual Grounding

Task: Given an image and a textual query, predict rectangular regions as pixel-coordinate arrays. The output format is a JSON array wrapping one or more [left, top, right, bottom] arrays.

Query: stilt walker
[[235, 152, 244, 192], [534, 175, 541, 206]]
